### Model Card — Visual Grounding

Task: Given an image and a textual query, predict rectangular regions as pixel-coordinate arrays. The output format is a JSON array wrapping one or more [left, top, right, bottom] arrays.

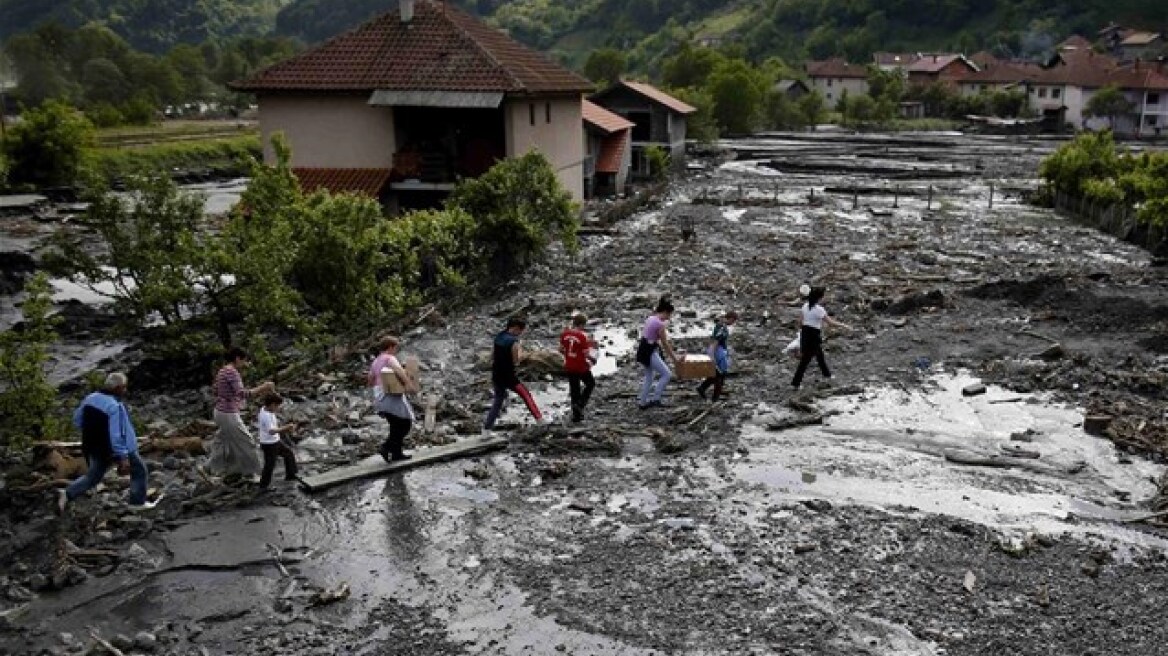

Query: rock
[[801, 499, 833, 513], [963, 570, 977, 593], [793, 542, 817, 554], [1083, 415, 1112, 436], [134, 631, 158, 651], [340, 430, 362, 446], [662, 518, 696, 530], [28, 574, 48, 591], [65, 565, 88, 587], [0, 604, 29, 631], [111, 634, 135, 651], [5, 583, 33, 603], [1034, 343, 1065, 360], [163, 456, 181, 471], [58, 632, 75, 646], [567, 501, 594, 514], [961, 383, 987, 397]]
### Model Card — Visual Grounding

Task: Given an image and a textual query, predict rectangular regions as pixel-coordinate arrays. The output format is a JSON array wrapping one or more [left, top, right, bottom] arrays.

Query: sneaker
[[127, 497, 162, 512], [56, 489, 68, 516]]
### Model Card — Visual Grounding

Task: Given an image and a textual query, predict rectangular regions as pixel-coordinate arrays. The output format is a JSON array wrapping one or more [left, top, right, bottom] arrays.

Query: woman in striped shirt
[[207, 347, 275, 481]]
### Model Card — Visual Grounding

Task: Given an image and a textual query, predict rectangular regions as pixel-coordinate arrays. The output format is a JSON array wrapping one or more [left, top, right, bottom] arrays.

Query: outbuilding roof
[[293, 168, 392, 197], [582, 99, 634, 134], [805, 58, 869, 79], [597, 80, 698, 115], [233, 0, 592, 95]]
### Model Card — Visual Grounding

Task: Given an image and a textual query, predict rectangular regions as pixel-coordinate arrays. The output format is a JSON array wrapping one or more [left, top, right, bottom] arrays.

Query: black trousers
[[260, 441, 298, 487], [791, 326, 830, 388], [380, 413, 413, 458], [698, 372, 726, 400], [567, 371, 596, 414]]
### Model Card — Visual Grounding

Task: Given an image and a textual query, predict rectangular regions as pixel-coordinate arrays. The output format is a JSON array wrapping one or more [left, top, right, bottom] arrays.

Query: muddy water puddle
[[732, 373, 1168, 548]]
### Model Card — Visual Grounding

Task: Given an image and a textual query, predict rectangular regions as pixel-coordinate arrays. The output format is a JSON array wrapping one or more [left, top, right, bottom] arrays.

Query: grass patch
[[87, 135, 261, 181], [95, 120, 258, 148]]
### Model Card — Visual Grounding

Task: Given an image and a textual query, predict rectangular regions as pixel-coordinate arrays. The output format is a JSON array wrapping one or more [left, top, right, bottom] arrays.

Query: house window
[[1038, 87, 1047, 98], [827, 79, 833, 87], [546, 102, 551, 123], [529, 104, 535, 126], [1149, 93, 1162, 105], [1052, 87, 1061, 99], [1146, 115, 1159, 126]]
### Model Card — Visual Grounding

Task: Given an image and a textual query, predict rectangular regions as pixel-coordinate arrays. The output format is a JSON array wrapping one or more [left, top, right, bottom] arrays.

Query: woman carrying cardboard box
[[636, 297, 678, 409]]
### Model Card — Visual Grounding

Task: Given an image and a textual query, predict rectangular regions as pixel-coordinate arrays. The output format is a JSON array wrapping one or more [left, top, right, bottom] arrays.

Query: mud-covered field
[[3, 133, 1168, 656]]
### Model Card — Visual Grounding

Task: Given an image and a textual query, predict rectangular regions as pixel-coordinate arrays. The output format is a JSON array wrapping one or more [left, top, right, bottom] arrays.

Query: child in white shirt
[[257, 394, 298, 489]]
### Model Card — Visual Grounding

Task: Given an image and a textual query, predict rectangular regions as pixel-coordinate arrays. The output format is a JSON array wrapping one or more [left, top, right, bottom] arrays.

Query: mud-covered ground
[[3, 132, 1168, 656]]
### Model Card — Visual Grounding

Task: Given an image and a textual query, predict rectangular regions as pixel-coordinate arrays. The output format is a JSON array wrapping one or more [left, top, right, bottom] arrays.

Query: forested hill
[[0, 0, 288, 52], [278, 0, 1168, 71], [4, 0, 1168, 65]]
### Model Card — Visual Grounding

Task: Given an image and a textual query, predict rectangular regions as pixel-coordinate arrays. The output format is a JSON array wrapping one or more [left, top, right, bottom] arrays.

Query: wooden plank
[[299, 436, 510, 493]]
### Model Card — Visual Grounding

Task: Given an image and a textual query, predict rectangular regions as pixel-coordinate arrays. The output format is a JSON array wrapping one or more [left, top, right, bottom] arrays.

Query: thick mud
[[3, 133, 1168, 655]]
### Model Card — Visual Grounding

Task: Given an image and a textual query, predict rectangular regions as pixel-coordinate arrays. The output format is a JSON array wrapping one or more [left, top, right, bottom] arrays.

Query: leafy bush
[[4, 100, 95, 187], [447, 150, 579, 281], [87, 135, 261, 182], [1040, 132, 1168, 226], [0, 274, 65, 447], [645, 145, 671, 181]]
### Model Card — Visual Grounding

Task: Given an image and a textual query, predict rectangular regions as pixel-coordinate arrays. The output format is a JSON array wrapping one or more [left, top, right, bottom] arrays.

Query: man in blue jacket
[[57, 373, 152, 513]]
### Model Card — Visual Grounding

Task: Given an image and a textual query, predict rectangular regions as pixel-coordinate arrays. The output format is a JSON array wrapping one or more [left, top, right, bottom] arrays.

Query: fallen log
[[766, 414, 824, 432]]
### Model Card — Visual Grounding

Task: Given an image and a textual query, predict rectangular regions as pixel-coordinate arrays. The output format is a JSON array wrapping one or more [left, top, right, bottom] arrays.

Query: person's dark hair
[[263, 393, 284, 407], [226, 346, 249, 363], [572, 313, 588, 327], [655, 297, 674, 314], [506, 317, 527, 330], [807, 287, 826, 308], [724, 310, 739, 321]]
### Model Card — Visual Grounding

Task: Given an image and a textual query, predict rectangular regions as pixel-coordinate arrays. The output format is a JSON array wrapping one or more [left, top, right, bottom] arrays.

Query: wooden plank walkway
[[299, 436, 510, 493]]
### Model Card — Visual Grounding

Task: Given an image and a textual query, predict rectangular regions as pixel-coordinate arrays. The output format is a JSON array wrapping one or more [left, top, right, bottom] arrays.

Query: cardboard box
[[383, 356, 421, 394], [675, 354, 716, 380]]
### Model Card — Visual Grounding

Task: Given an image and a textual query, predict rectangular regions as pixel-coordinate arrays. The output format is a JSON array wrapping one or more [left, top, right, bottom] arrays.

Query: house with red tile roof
[[906, 54, 979, 86], [589, 79, 697, 178], [581, 100, 633, 198], [232, 0, 593, 209], [957, 44, 1168, 136], [804, 58, 869, 106]]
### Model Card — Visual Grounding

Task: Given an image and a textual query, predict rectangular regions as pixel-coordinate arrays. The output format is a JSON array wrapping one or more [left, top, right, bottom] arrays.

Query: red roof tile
[[907, 54, 975, 74], [582, 99, 634, 134], [233, 0, 592, 94], [611, 80, 698, 115], [595, 130, 628, 174], [293, 168, 392, 197], [805, 58, 868, 79]]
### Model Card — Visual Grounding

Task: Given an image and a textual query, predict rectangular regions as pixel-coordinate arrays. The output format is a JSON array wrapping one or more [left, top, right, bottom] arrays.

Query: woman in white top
[[791, 286, 851, 390], [373, 336, 419, 463]]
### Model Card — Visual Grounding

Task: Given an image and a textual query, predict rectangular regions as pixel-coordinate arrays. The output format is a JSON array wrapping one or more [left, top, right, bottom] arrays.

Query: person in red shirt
[[559, 313, 597, 422]]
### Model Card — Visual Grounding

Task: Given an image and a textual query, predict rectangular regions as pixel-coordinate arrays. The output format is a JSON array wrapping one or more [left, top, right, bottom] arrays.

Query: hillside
[[0, 0, 289, 52], [3, 0, 1168, 67], [276, 0, 1168, 72]]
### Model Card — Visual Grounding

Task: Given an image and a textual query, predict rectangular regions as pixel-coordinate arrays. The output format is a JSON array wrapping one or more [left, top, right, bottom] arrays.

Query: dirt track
[[3, 132, 1168, 655]]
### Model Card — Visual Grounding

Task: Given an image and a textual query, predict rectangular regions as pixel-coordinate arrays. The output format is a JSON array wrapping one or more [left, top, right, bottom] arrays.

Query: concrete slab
[[299, 435, 510, 493]]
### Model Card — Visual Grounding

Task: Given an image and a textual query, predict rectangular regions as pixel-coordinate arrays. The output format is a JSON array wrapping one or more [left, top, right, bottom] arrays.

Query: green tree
[[661, 44, 726, 89], [447, 151, 578, 281], [0, 274, 64, 446], [1084, 85, 1135, 130], [669, 86, 719, 142], [797, 91, 828, 125], [707, 58, 769, 135], [867, 65, 905, 104], [4, 101, 94, 187], [582, 48, 626, 89]]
